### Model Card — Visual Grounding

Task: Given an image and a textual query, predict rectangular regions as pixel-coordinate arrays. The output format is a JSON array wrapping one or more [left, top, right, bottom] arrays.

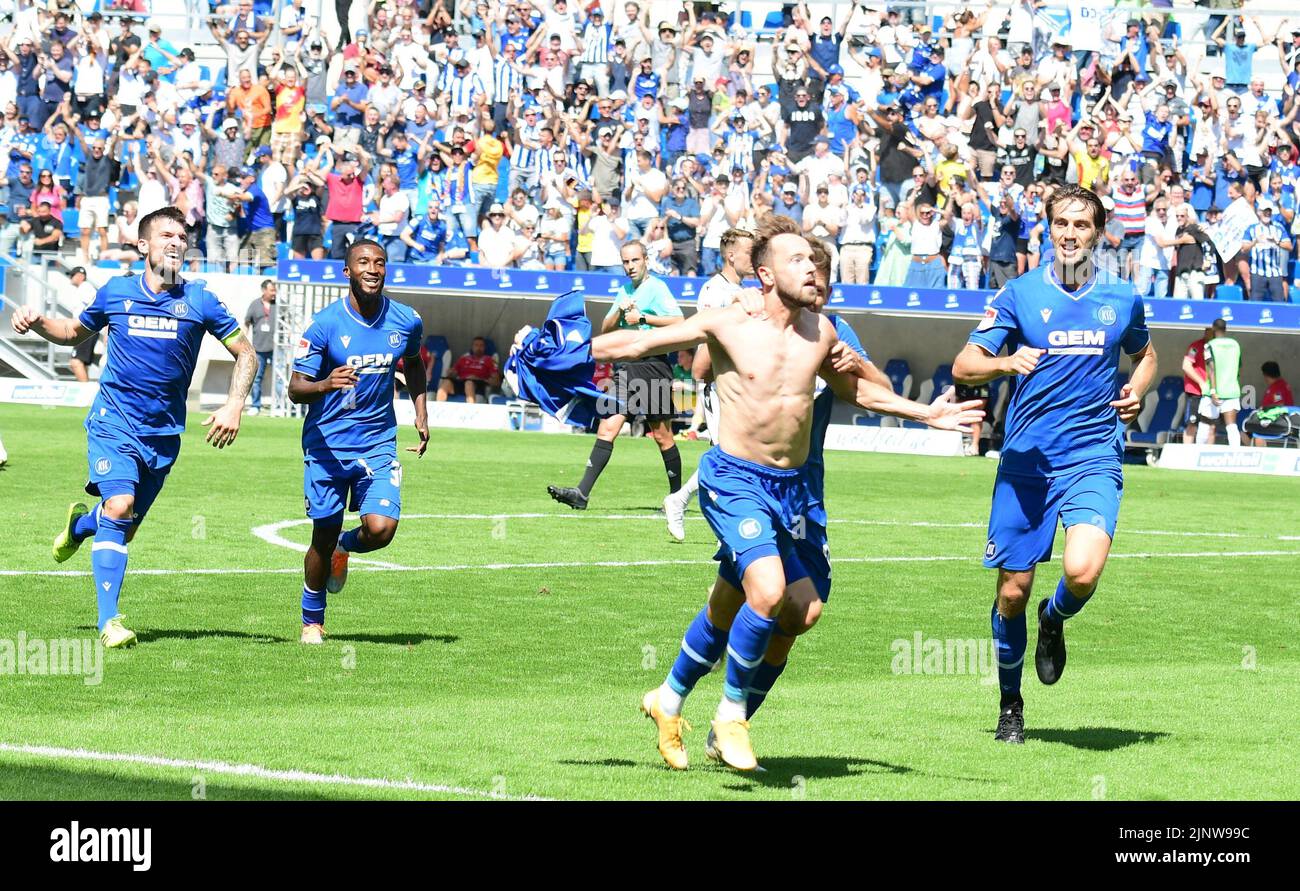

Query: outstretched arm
[[202, 332, 257, 448], [822, 360, 984, 432], [593, 306, 720, 362]]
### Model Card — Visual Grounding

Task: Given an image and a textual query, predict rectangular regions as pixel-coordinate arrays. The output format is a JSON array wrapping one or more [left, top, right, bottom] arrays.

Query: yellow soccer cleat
[[640, 689, 690, 770], [300, 623, 326, 645], [707, 719, 758, 771], [99, 616, 137, 649], [53, 502, 90, 563], [326, 546, 350, 594]]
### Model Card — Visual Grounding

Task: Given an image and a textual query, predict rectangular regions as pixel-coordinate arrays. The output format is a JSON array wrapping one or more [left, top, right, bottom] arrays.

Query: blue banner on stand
[[277, 260, 1300, 331]]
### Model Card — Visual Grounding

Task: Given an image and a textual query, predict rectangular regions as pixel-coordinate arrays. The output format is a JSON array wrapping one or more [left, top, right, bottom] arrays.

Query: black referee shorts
[[601, 356, 676, 422], [72, 335, 97, 367]]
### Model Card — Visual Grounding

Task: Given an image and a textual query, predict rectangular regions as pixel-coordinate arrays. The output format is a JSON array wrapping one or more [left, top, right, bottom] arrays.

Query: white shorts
[[79, 196, 110, 230], [703, 382, 720, 446], [1198, 396, 1241, 419]]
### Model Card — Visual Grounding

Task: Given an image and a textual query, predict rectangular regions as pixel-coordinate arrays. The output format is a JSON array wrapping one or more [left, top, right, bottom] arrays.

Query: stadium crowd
[[1, 1, 1299, 300]]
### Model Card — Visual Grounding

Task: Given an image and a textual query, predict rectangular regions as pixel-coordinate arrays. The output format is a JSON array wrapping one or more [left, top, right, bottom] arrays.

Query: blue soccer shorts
[[983, 465, 1124, 571], [84, 417, 181, 525], [303, 449, 403, 525], [698, 447, 829, 599]]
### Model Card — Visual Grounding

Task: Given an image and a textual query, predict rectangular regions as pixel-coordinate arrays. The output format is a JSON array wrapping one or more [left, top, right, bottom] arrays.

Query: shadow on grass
[[558, 755, 927, 788], [330, 632, 459, 646], [1028, 727, 1169, 750], [88, 627, 459, 647], [0, 763, 348, 801], [558, 758, 639, 768], [77, 626, 295, 644], [719, 756, 917, 791]]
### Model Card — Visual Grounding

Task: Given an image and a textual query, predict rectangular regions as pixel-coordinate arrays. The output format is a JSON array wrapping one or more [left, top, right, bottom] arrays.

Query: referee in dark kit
[[547, 241, 685, 510]]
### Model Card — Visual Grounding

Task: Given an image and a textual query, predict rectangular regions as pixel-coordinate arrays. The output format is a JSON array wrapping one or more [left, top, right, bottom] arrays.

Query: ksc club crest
[[388, 332, 403, 349], [1096, 305, 1117, 326], [738, 518, 762, 540]]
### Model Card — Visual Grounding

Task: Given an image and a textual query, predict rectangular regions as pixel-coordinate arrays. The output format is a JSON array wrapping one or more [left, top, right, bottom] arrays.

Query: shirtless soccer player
[[591, 215, 985, 770], [683, 240, 906, 753], [953, 185, 1157, 744]]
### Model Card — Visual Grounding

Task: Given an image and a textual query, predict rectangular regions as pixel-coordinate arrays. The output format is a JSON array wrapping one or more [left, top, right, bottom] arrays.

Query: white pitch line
[[0, 743, 550, 801], [248, 518, 406, 569], [255, 512, 1254, 538], [4, 551, 1299, 579]]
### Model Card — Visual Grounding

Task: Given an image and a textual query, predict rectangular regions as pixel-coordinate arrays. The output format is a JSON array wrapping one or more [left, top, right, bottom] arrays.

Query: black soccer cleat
[[547, 485, 589, 510], [1035, 599, 1067, 685], [994, 697, 1025, 744]]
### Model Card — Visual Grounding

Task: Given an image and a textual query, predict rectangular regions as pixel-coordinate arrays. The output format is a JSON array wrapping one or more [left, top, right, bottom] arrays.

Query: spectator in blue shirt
[[772, 182, 804, 227], [633, 57, 660, 100], [331, 64, 369, 129], [660, 177, 701, 275], [401, 203, 450, 264]]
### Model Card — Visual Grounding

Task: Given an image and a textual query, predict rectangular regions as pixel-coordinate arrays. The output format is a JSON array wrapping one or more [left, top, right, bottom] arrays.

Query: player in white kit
[[663, 228, 754, 541]]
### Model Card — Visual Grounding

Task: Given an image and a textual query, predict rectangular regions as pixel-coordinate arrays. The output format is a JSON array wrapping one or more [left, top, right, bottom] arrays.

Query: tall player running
[[288, 239, 428, 644], [952, 185, 1157, 744], [662, 227, 753, 541], [14, 206, 257, 648], [589, 215, 983, 770]]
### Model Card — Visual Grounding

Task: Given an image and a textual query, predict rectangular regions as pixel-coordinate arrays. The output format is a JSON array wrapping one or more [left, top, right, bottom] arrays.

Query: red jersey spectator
[[1261, 362, 1294, 409], [437, 337, 499, 404], [1254, 361, 1294, 447], [1180, 327, 1211, 444]]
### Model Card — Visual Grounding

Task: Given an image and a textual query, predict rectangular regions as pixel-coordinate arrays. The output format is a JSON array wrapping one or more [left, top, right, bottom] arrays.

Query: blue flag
[[505, 290, 609, 428]]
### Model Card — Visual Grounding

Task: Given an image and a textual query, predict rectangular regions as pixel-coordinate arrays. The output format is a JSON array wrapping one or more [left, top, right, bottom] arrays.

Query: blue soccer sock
[[745, 659, 787, 719], [91, 516, 132, 630], [302, 585, 326, 625], [722, 604, 778, 709], [991, 603, 1027, 702], [73, 503, 100, 541], [665, 607, 727, 702], [1043, 577, 1092, 625], [339, 526, 383, 554]]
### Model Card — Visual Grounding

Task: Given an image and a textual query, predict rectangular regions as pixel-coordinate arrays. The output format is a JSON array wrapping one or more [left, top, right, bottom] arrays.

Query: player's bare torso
[[707, 304, 836, 469]]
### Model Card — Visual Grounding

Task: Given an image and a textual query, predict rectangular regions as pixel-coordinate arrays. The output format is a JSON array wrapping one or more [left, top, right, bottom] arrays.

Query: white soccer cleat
[[0, 434, 7, 466], [663, 493, 686, 542]]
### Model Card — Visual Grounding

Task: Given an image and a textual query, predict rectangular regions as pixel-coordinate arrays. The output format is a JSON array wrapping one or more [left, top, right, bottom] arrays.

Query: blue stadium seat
[[488, 395, 508, 405], [728, 12, 752, 30], [446, 395, 467, 403], [62, 208, 80, 241], [1127, 376, 1185, 445], [423, 335, 451, 391], [1215, 284, 1243, 302], [853, 413, 883, 426], [883, 358, 912, 398]]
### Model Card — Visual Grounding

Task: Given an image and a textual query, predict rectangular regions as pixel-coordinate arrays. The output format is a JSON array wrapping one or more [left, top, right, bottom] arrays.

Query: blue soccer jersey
[[77, 274, 242, 436], [293, 296, 423, 458], [967, 265, 1150, 477]]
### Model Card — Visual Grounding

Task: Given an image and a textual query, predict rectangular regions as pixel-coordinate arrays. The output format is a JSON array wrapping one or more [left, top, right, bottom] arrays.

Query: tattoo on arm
[[226, 335, 258, 403]]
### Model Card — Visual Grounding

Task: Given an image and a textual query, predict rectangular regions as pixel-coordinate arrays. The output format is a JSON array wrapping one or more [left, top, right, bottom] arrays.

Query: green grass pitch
[[0, 402, 1296, 800]]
